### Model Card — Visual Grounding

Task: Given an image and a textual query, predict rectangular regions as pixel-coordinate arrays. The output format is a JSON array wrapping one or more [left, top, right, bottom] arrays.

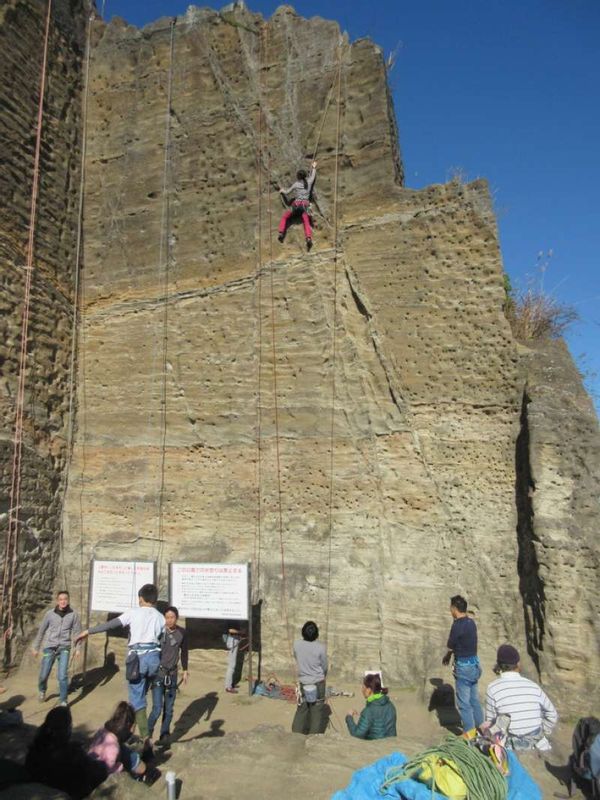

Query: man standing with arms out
[[442, 594, 484, 733], [485, 644, 558, 751], [32, 590, 82, 706], [76, 584, 164, 744]]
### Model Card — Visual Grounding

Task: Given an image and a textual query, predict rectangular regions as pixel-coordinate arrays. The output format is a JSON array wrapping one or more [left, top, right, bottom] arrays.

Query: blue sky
[[101, 0, 600, 411]]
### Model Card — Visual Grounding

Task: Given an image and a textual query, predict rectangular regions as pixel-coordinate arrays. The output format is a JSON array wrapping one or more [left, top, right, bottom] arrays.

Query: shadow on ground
[[428, 677, 462, 735], [171, 692, 219, 742]]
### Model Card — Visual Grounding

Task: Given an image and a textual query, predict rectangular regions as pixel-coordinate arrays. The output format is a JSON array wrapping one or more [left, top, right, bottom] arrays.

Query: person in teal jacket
[[345, 673, 397, 739]]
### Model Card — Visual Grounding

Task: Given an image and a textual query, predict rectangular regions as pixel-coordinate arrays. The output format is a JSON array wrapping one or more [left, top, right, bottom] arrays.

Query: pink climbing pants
[[278, 201, 312, 239]]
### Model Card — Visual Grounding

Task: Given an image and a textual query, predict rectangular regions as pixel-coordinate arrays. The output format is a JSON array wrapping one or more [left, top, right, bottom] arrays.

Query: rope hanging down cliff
[[324, 43, 344, 643], [253, 29, 266, 605], [1, 0, 53, 649], [253, 27, 345, 654], [60, 11, 93, 602], [156, 17, 177, 592], [262, 22, 292, 659]]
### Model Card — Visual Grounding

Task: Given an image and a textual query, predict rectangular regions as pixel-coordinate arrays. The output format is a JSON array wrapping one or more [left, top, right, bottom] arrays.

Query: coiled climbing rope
[[381, 735, 507, 800]]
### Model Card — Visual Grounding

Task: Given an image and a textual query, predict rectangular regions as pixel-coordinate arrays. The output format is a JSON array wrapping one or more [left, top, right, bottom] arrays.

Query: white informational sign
[[90, 560, 156, 613], [170, 563, 249, 620]]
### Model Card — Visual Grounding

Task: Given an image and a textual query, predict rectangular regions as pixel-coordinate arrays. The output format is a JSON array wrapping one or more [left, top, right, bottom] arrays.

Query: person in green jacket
[[345, 673, 397, 739]]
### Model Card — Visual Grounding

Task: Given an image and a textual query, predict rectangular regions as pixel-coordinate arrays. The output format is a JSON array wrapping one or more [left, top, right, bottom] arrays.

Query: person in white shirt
[[76, 584, 165, 743], [485, 643, 558, 751]]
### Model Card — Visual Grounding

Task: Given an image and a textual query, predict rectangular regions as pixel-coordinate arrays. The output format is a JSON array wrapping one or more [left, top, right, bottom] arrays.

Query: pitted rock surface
[[0, 0, 87, 654], [1, 3, 598, 709]]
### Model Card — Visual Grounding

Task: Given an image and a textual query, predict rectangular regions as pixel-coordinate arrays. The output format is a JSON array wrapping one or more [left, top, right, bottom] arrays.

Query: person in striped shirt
[[485, 643, 558, 751]]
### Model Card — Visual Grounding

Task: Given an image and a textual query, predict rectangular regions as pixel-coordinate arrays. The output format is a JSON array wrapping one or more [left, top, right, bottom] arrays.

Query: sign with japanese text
[[90, 560, 156, 613], [169, 562, 249, 620]]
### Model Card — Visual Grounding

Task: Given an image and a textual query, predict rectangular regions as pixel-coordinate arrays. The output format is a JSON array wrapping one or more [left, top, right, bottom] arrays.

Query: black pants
[[291, 680, 327, 735]]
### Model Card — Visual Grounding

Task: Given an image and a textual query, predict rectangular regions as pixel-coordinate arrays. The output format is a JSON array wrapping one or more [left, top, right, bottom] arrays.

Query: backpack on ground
[[570, 717, 600, 797]]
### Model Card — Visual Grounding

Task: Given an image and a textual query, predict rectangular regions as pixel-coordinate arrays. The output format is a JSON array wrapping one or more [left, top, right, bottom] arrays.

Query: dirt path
[[0, 649, 577, 798]]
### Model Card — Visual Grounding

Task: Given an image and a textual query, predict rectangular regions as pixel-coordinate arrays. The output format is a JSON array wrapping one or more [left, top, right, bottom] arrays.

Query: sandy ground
[[0, 647, 582, 799]]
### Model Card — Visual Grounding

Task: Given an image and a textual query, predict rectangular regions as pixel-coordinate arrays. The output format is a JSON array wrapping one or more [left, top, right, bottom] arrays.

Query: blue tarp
[[331, 751, 542, 800]]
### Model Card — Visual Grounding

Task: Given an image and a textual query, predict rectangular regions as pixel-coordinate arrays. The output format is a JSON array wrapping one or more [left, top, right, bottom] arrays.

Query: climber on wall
[[277, 161, 317, 251]]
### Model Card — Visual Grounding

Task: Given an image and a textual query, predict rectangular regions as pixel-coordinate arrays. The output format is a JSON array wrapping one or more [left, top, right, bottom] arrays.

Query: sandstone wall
[[2, 2, 596, 709], [63, 4, 527, 684], [0, 0, 88, 657], [517, 340, 600, 703]]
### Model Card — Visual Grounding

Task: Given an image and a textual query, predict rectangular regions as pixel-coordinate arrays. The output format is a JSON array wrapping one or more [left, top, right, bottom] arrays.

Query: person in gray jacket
[[277, 161, 318, 250], [32, 590, 82, 706], [292, 620, 328, 735]]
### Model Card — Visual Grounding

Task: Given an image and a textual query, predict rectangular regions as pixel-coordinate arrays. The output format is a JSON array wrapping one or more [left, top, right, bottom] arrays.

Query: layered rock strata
[[1, 2, 597, 709], [516, 339, 600, 702], [0, 0, 88, 656]]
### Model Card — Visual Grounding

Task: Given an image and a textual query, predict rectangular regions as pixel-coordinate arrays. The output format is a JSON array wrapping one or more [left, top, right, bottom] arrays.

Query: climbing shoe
[[306, 238, 313, 251], [278, 233, 285, 243]]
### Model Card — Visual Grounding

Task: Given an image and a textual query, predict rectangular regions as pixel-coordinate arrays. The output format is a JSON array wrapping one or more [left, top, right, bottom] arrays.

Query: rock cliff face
[[516, 339, 600, 702], [0, 0, 87, 655], [1, 3, 598, 708]]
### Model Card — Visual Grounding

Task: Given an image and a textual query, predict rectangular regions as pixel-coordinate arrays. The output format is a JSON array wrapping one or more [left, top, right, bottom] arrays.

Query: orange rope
[[2, 0, 53, 641], [324, 45, 344, 644], [253, 32, 265, 603], [263, 25, 292, 659]]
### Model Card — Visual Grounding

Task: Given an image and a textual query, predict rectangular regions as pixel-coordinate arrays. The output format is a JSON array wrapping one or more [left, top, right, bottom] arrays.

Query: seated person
[[89, 700, 159, 784], [485, 644, 558, 751], [345, 673, 397, 740], [25, 706, 107, 798]]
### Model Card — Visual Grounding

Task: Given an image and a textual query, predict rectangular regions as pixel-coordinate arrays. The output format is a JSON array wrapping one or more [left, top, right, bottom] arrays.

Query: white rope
[[156, 17, 177, 591], [61, 12, 93, 603]]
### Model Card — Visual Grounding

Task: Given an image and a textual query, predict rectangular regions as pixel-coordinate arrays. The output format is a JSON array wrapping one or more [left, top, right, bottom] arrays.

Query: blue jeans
[[454, 660, 484, 732], [39, 647, 70, 703], [148, 672, 177, 738], [127, 650, 160, 712]]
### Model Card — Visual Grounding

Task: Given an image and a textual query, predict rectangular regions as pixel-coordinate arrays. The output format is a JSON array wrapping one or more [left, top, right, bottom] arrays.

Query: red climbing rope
[[2, 0, 53, 643], [253, 31, 265, 603], [263, 24, 293, 659], [324, 44, 344, 644]]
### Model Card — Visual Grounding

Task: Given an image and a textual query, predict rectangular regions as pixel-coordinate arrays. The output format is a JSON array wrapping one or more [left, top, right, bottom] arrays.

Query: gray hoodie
[[280, 167, 317, 203], [33, 607, 82, 650], [293, 638, 328, 685]]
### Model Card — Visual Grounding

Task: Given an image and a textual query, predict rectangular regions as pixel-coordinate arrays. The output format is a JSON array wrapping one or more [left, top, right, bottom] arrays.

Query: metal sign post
[[82, 558, 94, 682], [247, 561, 253, 696]]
